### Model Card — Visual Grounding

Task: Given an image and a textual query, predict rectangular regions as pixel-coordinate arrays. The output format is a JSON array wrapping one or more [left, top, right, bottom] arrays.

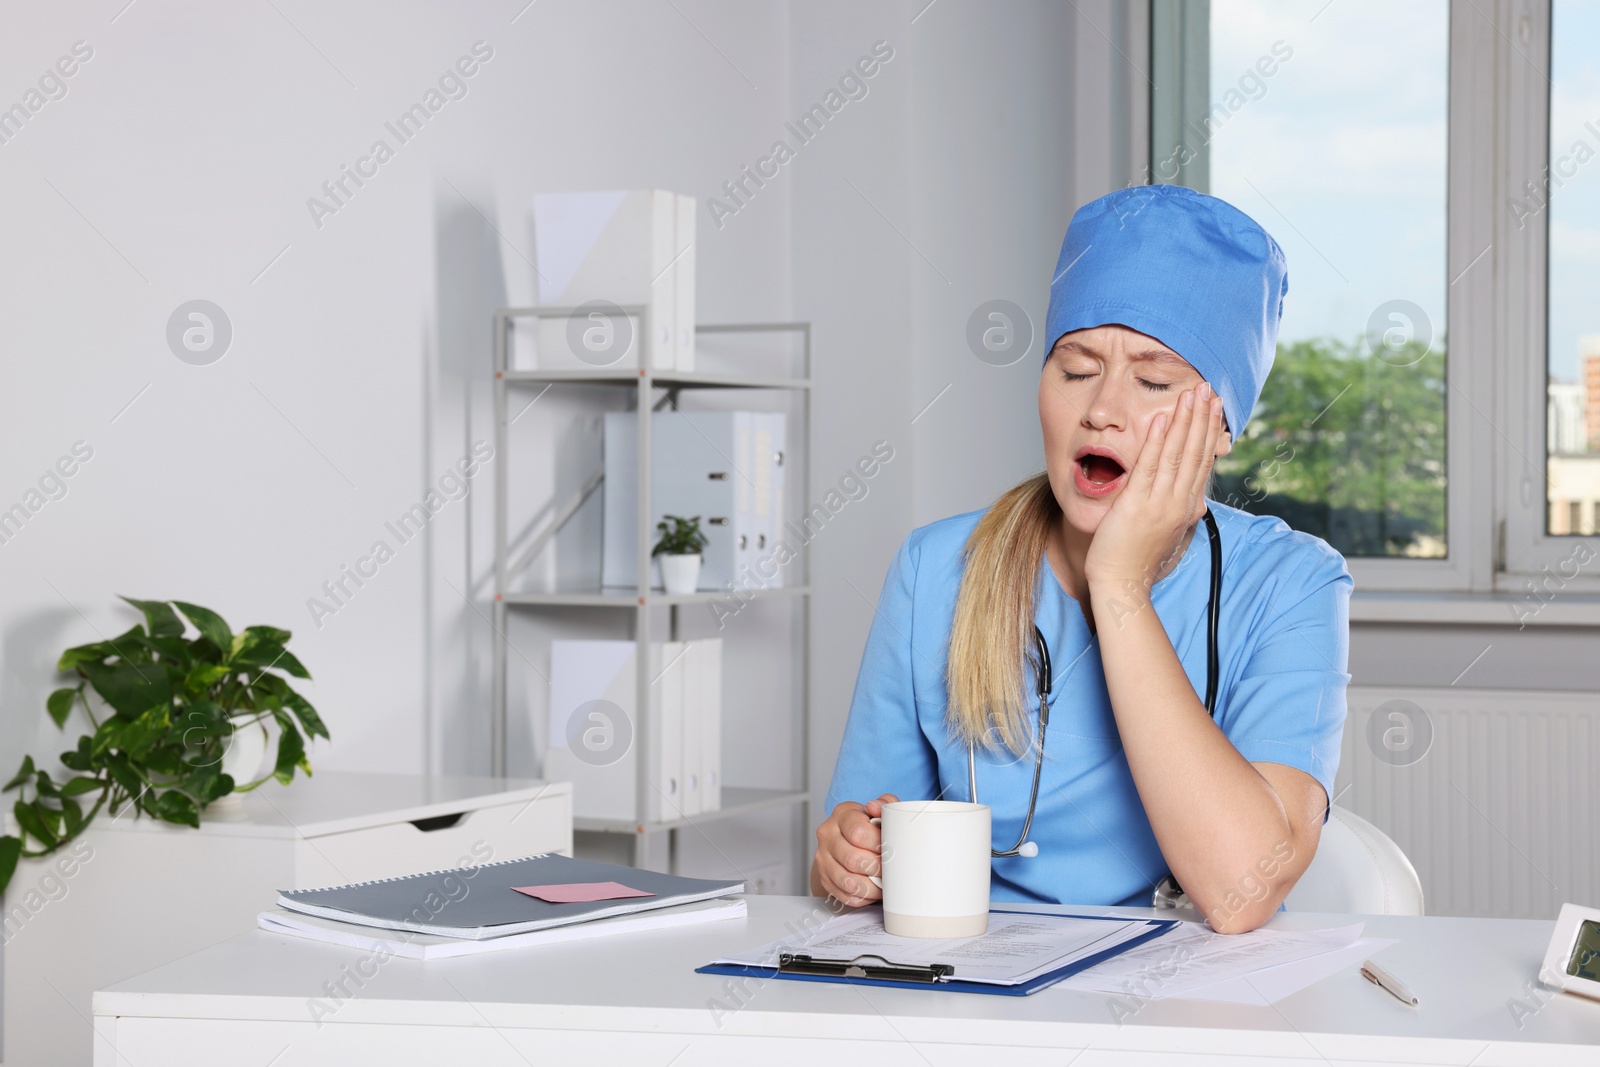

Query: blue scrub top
[[822, 498, 1353, 908]]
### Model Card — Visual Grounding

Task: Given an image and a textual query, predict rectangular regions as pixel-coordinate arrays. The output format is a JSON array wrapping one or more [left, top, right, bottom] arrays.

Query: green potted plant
[[0, 596, 327, 894], [653, 514, 709, 594]]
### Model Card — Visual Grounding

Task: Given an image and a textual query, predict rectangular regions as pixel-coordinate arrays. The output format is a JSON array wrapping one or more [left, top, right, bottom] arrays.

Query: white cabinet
[[1, 771, 571, 1067]]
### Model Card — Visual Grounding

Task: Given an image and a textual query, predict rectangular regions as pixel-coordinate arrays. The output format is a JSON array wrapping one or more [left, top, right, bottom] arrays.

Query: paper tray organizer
[[696, 911, 1178, 997]]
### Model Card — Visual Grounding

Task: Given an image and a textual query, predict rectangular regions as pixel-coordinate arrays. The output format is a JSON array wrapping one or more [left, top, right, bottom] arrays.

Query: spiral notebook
[[276, 853, 744, 941], [260, 896, 748, 959]]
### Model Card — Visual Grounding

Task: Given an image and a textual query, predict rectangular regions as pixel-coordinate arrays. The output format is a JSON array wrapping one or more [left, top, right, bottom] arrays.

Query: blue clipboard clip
[[778, 951, 955, 983]]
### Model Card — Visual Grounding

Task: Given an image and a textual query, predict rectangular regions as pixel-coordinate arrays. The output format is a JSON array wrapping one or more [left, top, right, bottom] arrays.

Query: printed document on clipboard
[[697, 907, 1174, 996]]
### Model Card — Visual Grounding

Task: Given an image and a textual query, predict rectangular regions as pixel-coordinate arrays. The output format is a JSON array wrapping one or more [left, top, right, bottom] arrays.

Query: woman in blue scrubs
[[811, 185, 1352, 934]]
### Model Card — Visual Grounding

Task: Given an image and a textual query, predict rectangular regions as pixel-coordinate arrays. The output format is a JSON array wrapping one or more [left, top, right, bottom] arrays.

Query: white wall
[[1, 0, 1109, 892], [0, 0, 796, 861], [904, 2, 1074, 525]]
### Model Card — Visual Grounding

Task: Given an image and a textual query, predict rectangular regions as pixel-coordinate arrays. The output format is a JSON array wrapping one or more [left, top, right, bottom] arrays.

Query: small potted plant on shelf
[[0, 596, 327, 894], [653, 514, 709, 594]]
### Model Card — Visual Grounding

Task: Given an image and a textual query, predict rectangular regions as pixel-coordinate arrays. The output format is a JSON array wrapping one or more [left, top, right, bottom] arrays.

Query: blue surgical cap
[[1043, 184, 1289, 434]]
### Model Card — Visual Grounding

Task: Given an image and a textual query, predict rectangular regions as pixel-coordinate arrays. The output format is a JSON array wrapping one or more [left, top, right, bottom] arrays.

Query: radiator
[[1337, 686, 1599, 920]]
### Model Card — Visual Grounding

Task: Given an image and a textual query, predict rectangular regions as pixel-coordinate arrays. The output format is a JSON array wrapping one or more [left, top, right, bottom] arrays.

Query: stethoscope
[[967, 509, 1224, 859]]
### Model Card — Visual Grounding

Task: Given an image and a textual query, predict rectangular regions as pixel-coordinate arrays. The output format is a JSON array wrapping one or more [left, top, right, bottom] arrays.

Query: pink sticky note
[[512, 881, 656, 904]]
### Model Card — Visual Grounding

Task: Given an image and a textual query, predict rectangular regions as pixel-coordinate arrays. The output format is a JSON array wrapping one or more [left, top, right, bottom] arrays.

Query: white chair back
[[1284, 805, 1424, 915]]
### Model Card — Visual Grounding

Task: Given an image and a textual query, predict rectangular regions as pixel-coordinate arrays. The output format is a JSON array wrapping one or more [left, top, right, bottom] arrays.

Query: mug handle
[[867, 816, 883, 890]]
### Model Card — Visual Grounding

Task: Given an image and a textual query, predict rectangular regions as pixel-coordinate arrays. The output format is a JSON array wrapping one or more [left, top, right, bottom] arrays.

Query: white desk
[[92, 897, 1600, 1065], [5, 771, 570, 1067]]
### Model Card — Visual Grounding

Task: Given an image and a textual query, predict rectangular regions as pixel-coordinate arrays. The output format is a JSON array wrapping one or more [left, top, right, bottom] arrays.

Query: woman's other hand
[[809, 793, 898, 905]]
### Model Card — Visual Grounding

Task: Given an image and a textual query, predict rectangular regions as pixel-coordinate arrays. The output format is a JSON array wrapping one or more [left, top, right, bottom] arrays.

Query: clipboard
[[696, 910, 1178, 997]]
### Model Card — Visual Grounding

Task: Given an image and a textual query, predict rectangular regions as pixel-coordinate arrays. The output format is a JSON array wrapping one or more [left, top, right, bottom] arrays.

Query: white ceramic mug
[[867, 800, 992, 938]]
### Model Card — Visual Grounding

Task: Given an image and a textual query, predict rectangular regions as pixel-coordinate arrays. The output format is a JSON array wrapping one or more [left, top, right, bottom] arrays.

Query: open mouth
[[1079, 454, 1125, 485], [1072, 447, 1127, 497]]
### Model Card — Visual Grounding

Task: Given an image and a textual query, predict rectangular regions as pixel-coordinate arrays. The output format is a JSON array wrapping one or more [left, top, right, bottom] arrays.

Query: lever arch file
[[603, 410, 754, 591]]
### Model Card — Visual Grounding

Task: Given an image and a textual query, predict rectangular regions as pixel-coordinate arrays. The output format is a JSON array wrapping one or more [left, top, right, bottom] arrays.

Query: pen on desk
[[1361, 960, 1418, 1006]]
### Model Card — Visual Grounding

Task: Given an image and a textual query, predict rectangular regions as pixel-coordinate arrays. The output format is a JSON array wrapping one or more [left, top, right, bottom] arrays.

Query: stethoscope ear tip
[[1017, 841, 1039, 858]]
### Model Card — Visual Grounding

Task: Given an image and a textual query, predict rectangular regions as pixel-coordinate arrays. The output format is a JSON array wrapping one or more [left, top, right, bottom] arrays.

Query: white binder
[[603, 412, 754, 592], [696, 638, 723, 813], [530, 189, 678, 370], [674, 193, 697, 372], [544, 639, 683, 822], [677, 638, 723, 819], [732, 412, 755, 587], [678, 641, 702, 819], [654, 641, 686, 820], [749, 412, 787, 589], [768, 411, 788, 585]]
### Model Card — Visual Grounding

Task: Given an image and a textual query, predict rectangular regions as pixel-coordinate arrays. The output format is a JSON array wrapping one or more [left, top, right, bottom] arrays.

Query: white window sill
[[1350, 590, 1600, 628]]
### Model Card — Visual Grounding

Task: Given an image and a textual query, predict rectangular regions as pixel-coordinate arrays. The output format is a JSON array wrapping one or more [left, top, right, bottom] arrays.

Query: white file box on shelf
[[673, 192, 697, 371], [526, 189, 692, 371], [546, 639, 683, 822], [545, 639, 721, 823]]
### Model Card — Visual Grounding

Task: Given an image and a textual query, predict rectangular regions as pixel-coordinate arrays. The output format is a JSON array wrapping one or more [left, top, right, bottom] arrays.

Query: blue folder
[[696, 910, 1179, 997]]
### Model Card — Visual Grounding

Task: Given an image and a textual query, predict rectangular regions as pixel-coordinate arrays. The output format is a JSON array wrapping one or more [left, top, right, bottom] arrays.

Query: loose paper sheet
[[1055, 920, 1365, 999], [1172, 937, 1399, 1005]]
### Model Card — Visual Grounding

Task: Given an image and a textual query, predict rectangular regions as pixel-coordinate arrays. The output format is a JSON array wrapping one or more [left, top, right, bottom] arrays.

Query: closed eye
[[1058, 368, 1175, 393]]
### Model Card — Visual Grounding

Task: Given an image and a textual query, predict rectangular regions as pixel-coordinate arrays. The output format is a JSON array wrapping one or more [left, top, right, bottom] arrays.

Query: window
[[1504, 0, 1600, 583], [1150, 0, 1600, 598], [1154, 0, 1449, 561]]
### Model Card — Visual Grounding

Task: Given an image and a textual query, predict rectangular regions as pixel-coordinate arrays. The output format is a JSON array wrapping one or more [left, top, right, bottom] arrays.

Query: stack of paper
[[261, 897, 745, 961], [1036, 911, 1395, 1005]]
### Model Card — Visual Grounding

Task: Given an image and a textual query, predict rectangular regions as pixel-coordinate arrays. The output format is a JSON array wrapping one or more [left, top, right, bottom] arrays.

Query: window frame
[[1149, 0, 1600, 601], [1502, 0, 1600, 591]]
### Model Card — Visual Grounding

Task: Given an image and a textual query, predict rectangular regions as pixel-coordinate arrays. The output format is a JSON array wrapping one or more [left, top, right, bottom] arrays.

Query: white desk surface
[[93, 897, 1600, 1065]]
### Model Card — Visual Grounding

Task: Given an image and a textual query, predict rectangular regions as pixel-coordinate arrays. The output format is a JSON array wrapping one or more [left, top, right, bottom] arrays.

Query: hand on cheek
[[1084, 381, 1226, 589]]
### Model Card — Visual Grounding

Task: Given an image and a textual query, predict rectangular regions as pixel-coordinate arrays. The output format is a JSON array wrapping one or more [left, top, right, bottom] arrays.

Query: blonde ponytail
[[946, 473, 1060, 756]]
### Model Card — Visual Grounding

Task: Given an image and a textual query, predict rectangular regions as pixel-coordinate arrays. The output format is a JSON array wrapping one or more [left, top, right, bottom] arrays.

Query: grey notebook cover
[[277, 853, 744, 941]]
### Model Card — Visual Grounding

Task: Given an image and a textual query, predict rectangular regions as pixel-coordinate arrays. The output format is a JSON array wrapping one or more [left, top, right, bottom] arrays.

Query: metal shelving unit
[[491, 308, 812, 875]]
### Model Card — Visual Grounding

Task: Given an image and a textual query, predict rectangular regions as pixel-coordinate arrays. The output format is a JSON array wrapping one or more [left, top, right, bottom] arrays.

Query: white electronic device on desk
[[1540, 902, 1600, 1002]]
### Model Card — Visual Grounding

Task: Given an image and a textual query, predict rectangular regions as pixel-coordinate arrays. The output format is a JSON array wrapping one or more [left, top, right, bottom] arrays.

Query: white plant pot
[[659, 553, 702, 594], [211, 719, 271, 808]]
